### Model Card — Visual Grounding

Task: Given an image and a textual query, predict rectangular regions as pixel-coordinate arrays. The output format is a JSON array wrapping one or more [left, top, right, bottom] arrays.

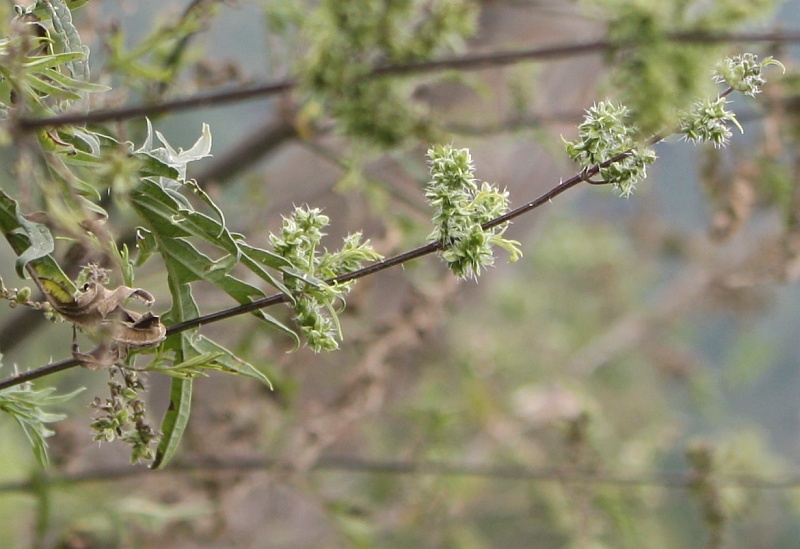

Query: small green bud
[[680, 96, 741, 148], [270, 205, 381, 351], [713, 54, 784, 97], [15, 287, 31, 303]]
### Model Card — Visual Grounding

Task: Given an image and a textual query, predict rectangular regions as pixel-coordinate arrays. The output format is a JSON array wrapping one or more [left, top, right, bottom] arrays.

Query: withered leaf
[[71, 340, 123, 372], [60, 276, 166, 370]]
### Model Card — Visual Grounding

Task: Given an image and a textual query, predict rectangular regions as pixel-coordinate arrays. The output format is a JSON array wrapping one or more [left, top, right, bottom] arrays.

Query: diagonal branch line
[[0, 88, 742, 391], [0, 168, 584, 390]]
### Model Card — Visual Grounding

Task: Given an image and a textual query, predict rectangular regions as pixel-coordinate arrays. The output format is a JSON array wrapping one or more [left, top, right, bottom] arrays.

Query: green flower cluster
[[270, 206, 382, 351], [564, 102, 657, 197], [713, 53, 784, 97], [426, 145, 521, 280], [90, 368, 158, 464], [680, 96, 741, 148]]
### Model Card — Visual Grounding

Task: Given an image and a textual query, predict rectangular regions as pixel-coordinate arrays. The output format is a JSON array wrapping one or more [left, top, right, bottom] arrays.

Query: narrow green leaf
[[23, 52, 86, 71], [131, 180, 292, 294], [239, 239, 294, 274], [131, 181, 298, 342], [155, 236, 297, 339], [45, 157, 102, 200], [184, 180, 225, 235], [59, 149, 107, 169], [151, 375, 192, 469], [151, 351, 225, 379], [27, 74, 83, 100], [41, 68, 110, 93], [115, 242, 134, 286], [192, 335, 273, 389], [152, 244, 202, 469]]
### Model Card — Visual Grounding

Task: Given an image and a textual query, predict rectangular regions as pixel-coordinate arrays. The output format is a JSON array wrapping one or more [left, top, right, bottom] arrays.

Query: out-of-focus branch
[[1, 453, 799, 492], [15, 31, 800, 131], [567, 267, 712, 376]]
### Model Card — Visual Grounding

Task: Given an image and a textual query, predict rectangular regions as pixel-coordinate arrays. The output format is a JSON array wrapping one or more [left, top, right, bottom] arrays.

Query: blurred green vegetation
[[3, 0, 800, 548]]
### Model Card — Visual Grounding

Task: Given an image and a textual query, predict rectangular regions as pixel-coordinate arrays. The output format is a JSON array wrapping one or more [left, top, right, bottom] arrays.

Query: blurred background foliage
[[3, 0, 800, 547]]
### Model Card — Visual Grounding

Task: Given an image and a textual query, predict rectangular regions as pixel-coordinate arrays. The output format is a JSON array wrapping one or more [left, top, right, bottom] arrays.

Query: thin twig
[[0, 87, 740, 391], [14, 31, 800, 131]]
